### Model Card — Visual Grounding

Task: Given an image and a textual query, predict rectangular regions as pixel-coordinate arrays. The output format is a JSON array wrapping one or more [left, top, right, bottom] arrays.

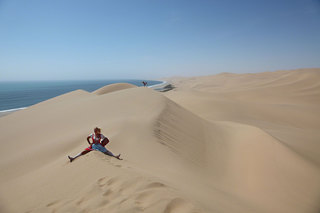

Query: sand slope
[[92, 83, 137, 95], [1, 69, 320, 213]]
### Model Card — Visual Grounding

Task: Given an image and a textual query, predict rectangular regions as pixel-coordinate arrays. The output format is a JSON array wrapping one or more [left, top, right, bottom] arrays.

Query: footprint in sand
[[146, 181, 166, 189], [102, 189, 114, 197], [75, 197, 86, 206], [46, 200, 60, 207], [97, 176, 109, 187], [106, 177, 119, 186], [164, 198, 199, 213]]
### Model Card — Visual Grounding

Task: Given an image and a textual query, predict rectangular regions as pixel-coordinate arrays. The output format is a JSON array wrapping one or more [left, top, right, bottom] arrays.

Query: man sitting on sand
[[68, 127, 122, 162]]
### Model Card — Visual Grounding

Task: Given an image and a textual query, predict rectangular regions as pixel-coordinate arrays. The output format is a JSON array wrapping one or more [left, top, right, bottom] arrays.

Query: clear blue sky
[[0, 0, 319, 80]]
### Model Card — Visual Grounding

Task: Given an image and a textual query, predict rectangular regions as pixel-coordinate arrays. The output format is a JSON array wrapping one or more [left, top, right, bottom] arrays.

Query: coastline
[[147, 80, 167, 89], [0, 81, 173, 117], [0, 107, 27, 117], [148, 81, 175, 92]]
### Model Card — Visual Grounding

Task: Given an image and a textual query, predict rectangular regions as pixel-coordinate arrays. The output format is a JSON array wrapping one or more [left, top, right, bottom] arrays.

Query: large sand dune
[[92, 83, 137, 95], [0, 69, 320, 212]]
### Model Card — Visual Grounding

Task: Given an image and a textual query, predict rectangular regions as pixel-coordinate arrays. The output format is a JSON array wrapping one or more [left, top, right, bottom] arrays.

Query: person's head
[[94, 127, 101, 134]]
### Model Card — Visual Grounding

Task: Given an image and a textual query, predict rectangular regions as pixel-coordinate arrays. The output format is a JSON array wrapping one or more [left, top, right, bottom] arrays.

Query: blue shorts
[[91, 143, 114, 156], [91, 143, 107, 152]]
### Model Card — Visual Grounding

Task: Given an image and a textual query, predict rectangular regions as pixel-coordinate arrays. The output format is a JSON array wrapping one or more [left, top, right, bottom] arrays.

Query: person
[[68, 127, 122, 162], [142, 81, 148, 87]]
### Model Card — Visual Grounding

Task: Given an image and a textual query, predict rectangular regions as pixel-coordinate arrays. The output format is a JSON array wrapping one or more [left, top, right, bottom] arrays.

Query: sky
[[0, 0, 319, 81]]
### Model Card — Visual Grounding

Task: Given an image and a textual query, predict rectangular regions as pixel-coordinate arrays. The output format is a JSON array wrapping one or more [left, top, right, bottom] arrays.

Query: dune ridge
[[1, 69, 320, 213], [92, 83, 137, 95]]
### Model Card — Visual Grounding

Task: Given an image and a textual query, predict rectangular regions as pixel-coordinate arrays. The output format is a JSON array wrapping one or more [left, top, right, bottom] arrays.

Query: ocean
[[0, 80, 162, 112]]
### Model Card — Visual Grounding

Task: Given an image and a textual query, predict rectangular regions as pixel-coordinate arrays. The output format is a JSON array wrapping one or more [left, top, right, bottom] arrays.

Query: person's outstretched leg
[[68, 150, 90, 162], [103, 149, 122, 160]]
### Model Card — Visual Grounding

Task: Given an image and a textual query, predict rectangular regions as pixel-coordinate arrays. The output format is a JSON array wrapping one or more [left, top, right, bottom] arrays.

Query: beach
[[0, 68, 319, 213]]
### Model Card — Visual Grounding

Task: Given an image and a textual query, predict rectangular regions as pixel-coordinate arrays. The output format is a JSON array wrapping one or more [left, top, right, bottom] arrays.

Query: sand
[[0, 69, 319, 213]]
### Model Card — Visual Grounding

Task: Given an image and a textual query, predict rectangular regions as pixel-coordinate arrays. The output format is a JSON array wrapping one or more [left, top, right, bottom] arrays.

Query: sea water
[[0, 80, 162, 111]]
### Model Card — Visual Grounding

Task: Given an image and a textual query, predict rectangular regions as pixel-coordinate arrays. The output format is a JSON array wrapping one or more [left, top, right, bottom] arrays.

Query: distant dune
[[0, 68, 320, 213], [92, 83, 137, 95]]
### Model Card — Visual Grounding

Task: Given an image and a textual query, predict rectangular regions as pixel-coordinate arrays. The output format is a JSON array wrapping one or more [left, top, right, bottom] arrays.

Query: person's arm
[[101, 137, 109, 147], [87, 136, 92, 145]]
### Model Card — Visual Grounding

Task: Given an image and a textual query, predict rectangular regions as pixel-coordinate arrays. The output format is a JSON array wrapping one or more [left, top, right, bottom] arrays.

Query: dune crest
[[92, 83, 137, 95]]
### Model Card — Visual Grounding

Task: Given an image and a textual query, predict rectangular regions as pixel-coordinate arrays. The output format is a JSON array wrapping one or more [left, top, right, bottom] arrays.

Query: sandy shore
[[0, 68, 319, 213], [0, 108, 27, 117]]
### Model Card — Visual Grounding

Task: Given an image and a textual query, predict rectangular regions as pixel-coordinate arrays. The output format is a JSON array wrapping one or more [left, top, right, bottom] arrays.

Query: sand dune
[[0, 68, 320, 212], [92, 83, 137, 95]]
